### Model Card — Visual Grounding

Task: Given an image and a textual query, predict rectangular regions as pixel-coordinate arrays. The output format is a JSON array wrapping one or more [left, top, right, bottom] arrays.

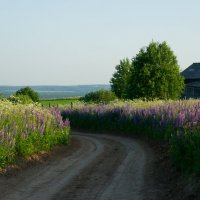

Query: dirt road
[[0, 132, 161, 200]]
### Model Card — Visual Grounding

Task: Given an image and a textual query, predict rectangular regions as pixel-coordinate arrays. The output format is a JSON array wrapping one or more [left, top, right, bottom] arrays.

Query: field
[[40, 97, 80, 107]]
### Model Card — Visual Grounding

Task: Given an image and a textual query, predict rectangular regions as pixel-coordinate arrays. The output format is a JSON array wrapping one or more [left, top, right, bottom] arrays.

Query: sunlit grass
[[0, 100, 70, 168], [61, 99, 200, 173], [39, 97, 80, 107]]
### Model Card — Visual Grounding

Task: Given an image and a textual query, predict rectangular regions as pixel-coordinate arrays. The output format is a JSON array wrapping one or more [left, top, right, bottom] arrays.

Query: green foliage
[[170, 127, 200, 174], [8, 95, 33, 104], [110, 58, 132, 99], [62, 99, 200, 174], [110, 41, 185, 100], [16, 87, 39, 102], [128, 41, 184, 100], [0, 93, 4, 100], [0, 101, 70, 168], [81, 90, 117, 104], [7, 96, 22, 104]]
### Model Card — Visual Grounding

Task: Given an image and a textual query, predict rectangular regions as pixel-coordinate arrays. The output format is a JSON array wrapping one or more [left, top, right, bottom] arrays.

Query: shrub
[[81, 90, 117, 104], [16, 87, 39, 102], [8, 95, 33, 104]]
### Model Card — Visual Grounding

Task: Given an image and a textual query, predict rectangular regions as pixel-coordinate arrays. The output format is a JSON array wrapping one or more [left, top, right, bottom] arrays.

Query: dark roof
[[185, 81, 200, 88], [181, 63, 200, 79]]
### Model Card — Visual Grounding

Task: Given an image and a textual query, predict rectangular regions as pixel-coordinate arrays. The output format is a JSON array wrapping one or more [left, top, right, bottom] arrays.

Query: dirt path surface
[[0, 132, 164, 200]]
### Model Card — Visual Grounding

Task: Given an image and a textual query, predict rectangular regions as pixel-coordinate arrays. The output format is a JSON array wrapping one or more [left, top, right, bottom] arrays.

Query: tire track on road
[[0, 132, 157, 200]]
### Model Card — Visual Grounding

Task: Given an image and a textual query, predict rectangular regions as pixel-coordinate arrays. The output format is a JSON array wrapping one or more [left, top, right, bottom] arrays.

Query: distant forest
[[0, 85, 110, 99]]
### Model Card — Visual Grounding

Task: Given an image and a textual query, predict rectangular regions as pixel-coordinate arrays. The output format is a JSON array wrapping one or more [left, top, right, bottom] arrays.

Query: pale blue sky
[[0, 0, 199, 85]]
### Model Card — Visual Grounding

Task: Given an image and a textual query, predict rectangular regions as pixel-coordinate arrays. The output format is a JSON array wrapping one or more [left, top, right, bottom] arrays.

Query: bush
[[81, 90, 117, 104], [16, 87, 39, 102], [8, 95, 33, 104]]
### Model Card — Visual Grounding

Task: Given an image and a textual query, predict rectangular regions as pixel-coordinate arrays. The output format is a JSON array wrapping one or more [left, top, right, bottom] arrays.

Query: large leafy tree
[[16, 87, 39, 102], [110, 58, 132, 98], [128, 41, 184, 100]]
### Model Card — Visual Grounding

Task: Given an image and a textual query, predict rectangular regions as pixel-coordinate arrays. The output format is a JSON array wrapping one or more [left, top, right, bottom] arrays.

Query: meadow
[[40, 97, 80, 107], [61, 99, 200, 174], [0, 100, 70, 168]]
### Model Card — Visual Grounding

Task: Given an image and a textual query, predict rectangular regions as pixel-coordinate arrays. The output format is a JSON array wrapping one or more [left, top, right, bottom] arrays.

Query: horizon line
[[0, 84, 110, 87]]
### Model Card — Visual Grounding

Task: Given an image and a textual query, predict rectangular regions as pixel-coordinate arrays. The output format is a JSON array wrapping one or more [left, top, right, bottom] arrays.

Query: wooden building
[[181, 63, 200, 98]]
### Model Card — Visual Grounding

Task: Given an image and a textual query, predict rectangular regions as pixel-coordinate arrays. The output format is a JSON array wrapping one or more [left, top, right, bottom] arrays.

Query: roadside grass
[[61, 99, 200, 175], [0, 100, 70, 169]]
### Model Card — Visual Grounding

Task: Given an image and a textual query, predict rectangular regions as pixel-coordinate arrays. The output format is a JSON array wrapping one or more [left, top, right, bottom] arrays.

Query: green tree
[[128, 41, 184, 100], [81, 89, 117, 104], [110, 58, 132, 98], [16, 87, 39, 102], [0, 93, 4, 99]]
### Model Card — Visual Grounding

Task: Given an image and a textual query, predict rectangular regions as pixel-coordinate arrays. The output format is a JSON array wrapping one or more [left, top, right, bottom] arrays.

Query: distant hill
[[0, 85, 110, 99]]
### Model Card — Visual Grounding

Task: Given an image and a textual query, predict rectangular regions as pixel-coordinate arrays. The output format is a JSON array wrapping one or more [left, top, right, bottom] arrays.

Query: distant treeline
[[0, 85, 110, 99]]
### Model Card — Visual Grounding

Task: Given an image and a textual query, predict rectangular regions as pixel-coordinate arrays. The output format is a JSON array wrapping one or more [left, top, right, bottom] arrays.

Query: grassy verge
[[61, 99, 200, 174], [0, 100, 70, 168]]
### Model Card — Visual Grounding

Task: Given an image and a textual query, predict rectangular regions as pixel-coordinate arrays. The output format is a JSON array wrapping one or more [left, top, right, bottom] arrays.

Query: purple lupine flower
[[64, 119, 70, 128], [5, 132, 9, 144], [6, 124, 9, 133], [178, 112, 185, 128], [12, 121, 17, 136], [0, 129, 5, 144]]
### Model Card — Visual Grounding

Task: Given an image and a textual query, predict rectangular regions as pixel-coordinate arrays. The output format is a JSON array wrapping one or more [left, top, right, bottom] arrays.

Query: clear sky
[[0, 0, 199, 85]]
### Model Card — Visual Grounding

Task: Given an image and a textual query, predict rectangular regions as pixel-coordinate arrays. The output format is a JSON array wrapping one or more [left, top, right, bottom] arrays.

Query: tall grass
[[0, 100, 70, 168], [61, 100, 200, 173]]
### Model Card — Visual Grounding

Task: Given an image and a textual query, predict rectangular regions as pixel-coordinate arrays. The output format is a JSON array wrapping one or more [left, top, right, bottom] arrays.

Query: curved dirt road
[[0, 132, 158, 200]]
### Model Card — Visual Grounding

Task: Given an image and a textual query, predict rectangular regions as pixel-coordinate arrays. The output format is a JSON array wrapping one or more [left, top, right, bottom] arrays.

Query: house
[[181, 63, 200, 99]]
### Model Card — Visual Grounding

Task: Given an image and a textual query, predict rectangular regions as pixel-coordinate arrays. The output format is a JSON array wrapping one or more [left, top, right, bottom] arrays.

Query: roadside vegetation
[[61, 99, 200, 174], [0, 100, 70, 168]]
